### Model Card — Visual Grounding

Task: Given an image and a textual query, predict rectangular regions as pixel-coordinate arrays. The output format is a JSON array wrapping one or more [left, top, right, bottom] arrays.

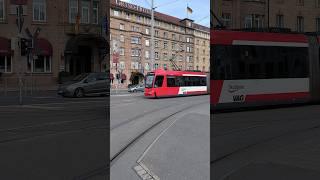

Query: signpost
[[12, 0, 26, 105], [25, 27, 40, 95]]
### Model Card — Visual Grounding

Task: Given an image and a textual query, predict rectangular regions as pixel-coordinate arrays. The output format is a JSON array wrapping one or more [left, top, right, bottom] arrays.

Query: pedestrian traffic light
[[20, 38, 32, 56]]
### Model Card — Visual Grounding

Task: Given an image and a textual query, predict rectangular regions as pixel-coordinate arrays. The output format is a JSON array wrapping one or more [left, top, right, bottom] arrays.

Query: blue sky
[[121, 0, 210, 27]]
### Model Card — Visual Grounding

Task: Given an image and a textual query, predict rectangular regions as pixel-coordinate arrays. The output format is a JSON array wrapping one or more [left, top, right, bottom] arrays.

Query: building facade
[[213, 0, 320, 32], [110, 0, 210, 87], [0, 0, 108, 89]]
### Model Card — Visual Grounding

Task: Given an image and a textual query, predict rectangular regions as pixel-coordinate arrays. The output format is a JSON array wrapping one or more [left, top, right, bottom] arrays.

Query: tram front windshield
[[145, 74, 155, 88]]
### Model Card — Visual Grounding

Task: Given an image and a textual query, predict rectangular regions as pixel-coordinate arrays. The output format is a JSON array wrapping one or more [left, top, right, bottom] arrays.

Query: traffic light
[[20, 38, 33, 56]]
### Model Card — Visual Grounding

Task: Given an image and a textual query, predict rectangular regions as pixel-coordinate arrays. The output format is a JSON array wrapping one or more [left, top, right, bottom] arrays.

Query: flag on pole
[[187, 6, 193, 14]]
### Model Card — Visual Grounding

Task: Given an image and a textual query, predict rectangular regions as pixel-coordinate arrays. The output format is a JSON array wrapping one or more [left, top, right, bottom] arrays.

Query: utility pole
[[150, 0, 155, 71], [267, 0, 270, 29], [16, 4, 24, 105]]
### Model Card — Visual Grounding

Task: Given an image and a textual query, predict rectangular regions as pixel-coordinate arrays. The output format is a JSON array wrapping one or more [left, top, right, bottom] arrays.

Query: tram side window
[[154, 76, 164, 87], [167, 76, 176, 87], [200, 77, 207, 86], [213, 45, 308, 80]]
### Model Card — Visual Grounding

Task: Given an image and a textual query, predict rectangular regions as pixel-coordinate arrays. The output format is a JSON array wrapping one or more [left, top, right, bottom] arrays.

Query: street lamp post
[[150, 0, 155, 71]]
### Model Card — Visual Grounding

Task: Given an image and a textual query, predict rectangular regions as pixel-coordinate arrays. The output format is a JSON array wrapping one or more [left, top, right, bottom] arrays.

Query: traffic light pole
[[16, 5, 23, 105]]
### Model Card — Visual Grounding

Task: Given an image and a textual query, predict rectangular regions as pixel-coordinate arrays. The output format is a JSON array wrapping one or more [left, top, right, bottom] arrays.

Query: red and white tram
[[144, 69, 209, 98], [211, 29, 320, 111]]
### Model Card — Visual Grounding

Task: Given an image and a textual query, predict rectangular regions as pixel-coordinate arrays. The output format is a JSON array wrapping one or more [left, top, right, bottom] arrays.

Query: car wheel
[[74, 88, 84, 98]]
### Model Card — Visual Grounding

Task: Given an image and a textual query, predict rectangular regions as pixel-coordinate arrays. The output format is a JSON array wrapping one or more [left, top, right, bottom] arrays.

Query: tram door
[[308, 36, 320, 102]]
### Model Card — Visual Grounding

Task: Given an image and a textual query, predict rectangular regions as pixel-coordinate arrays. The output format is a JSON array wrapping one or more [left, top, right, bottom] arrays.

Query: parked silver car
[[128, 84, 145, 92], [58, 72, 109, 97]]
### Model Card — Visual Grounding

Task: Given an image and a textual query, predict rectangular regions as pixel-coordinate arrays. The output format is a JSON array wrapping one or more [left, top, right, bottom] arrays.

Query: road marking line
[[133, 163, 159, 180], [137, 112, 181, 163]]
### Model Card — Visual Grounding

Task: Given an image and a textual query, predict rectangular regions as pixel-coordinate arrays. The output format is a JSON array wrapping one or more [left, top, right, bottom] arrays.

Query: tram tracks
[[110, 98, 208, 165], [211, 113, 320, 165]]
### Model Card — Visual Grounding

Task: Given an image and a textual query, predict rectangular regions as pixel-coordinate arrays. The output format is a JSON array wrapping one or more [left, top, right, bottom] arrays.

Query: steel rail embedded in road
[[0, 118, 107, 144], [211, 122, 320, 165], [110, 101, 208, 165]]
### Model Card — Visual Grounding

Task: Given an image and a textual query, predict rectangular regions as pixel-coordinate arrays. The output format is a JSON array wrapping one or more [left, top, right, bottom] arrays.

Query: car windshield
[[145, 74, 154, 88], [72, 73, 89, 81]]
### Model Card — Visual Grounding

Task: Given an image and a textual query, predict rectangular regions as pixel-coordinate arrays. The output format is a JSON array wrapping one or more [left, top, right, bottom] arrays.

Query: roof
[[148, 69, 206, 75], [110, 0, 209, 32], [211, 30, 309, 45]]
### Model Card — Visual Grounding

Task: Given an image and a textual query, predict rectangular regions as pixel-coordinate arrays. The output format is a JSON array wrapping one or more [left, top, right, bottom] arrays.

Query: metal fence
[[0, 76, 57, 96]]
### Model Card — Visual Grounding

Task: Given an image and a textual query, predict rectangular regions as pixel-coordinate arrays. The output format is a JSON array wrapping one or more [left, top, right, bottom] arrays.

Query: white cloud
[[121, 0, 132, 2]]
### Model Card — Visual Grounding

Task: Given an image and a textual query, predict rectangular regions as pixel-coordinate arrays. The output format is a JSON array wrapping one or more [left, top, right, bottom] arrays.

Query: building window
[[0, 0, 5, 21], [145, 63, 150, 70], [172, 42, 176, 50], [119, 48, 125, 56], [120, 61, 125, 69], [137, 15, 142, 22], [145, 28, 150, 34], [131, 37, 140, 44], [120, 23, 125, 30], [131, 26, 140, 32], [145, 51, 150, 59], [186, 46, 192, 52], [33, 0, 46, 22], [163, 41, 168, 49], [0, 56, 11, 73], [196, 65, 199, 70], [69, 0, 78, 23], [276, 14, 284, 28], [145, 39, 150, 46], [163, 32, 168, 38], [297, 0, 304, 6], [114, 10, 119, 16], [317, 0, 320, 7], [33, 56, 51, 73], [92, 1, 99, 24], [163, 53, 168, 60], [125, 12, 130, 19], [155, 52, 159, 59], [120, 35, 124, 42], [316, 18, 320, 32], [155, 41, 159, 48], [81, 0, 90, 23], [244, 14, 263, 28], [154, 63, 159, 69], [163, 64, 167, 69], [155, 30, 159, 37], [186, 37, 190, 43], [297, 16, 304, 32], [172, 34, 176, 40], [131, 49, 141, 57], [222, 12, 231, 27]]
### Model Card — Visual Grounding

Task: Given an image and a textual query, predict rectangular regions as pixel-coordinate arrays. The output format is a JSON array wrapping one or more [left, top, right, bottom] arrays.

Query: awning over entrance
[[121, 74, 127, 80], [34, 38, 53, 56], [0, 37, 12, 56], [65, 34, 108, 55]]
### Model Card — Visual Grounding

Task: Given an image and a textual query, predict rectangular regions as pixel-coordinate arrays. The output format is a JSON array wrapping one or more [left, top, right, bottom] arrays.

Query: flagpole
[[187, 3, 188, 19]]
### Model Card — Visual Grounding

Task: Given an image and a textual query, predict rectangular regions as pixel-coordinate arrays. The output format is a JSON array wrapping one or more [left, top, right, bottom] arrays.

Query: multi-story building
[[0, 0, 108, 89], [110, 0, 210, 87], [213, 0, 320, 32]]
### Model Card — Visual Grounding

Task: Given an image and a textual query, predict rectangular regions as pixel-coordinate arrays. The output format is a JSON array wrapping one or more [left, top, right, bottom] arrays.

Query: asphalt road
[[212, 105, 320, 180], [0, 93, 108, 180], [110, 93, 210, 180]]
